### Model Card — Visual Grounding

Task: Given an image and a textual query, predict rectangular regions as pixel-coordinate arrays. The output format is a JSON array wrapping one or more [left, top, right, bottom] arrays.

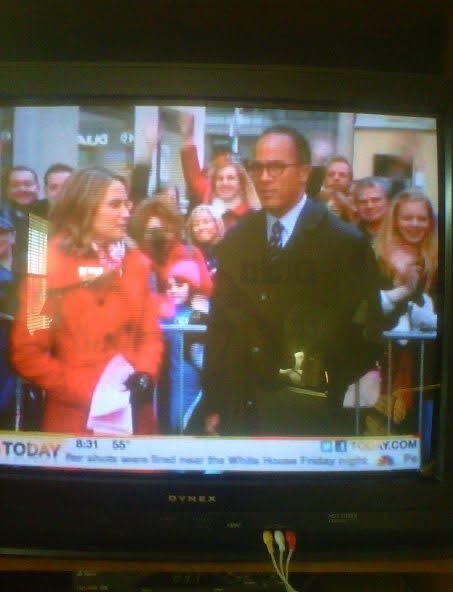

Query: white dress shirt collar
[[266, 194, 307, 247]]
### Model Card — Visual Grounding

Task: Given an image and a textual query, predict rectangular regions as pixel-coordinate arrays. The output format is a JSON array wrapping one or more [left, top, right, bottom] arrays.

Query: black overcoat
[[190, 198, 383, 435]]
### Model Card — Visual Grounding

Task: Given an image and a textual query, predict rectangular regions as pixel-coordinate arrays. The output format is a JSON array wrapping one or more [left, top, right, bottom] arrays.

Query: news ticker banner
[[0, 432, 420, 472]]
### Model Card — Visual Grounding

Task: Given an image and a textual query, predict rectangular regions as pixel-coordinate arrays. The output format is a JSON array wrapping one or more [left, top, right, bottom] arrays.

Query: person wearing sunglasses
[[129, 199, 213, 305], [187, 126, 383, 437]]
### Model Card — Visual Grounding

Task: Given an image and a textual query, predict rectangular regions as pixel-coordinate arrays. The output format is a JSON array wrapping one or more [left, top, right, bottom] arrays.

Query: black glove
[[124, 372, 154, 407]]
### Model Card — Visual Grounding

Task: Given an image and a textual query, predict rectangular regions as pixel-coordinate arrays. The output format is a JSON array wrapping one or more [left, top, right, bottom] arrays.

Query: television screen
[[0, 63, 451, 561], [0, 100, 442, 475]]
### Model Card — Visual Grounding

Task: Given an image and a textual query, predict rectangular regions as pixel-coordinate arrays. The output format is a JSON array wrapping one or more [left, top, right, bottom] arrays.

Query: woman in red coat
[[10, 167, 163, 435]]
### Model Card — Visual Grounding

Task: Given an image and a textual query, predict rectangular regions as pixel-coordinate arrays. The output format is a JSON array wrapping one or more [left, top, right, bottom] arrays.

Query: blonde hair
[[375, 189, 438, 290], [186, 204, 225, 245], [49, 167, 123, 256], [209, 157, 261, 210]]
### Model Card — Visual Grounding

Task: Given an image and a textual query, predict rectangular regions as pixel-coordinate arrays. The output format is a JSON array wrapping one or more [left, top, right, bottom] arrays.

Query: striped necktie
[[268, 219, 284, 250]]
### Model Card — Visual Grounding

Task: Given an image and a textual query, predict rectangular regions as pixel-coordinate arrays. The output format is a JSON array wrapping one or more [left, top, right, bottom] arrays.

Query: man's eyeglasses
[[246, 160, 301, 178]]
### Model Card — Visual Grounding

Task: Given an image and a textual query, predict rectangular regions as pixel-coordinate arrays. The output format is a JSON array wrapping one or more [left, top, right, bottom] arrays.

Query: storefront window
[[78, 105, 134, 181]]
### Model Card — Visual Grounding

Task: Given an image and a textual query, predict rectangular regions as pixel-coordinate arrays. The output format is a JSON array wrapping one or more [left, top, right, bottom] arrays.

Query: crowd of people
[[0, 125, 439, 437]]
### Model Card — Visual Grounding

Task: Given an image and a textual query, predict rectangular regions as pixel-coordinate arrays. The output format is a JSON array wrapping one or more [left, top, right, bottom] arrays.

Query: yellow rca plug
[[263, 530, 274, 553]]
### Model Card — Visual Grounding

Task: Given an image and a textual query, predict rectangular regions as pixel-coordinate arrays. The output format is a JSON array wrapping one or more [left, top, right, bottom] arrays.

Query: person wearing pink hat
[[166, 260, 202, 310], [159, 259, 208, 433]]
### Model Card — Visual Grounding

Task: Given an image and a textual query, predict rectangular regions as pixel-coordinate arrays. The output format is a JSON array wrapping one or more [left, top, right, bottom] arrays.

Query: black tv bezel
[[0, 62, 452, 560]]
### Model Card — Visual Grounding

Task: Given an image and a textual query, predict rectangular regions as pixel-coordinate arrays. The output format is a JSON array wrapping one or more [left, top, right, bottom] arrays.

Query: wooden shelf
[[0, 556, 452, 573], [0, 558, 452, 592]]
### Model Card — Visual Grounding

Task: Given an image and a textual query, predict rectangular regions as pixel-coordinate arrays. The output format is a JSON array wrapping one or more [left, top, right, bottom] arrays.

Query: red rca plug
[[285, 530, 296, 551]]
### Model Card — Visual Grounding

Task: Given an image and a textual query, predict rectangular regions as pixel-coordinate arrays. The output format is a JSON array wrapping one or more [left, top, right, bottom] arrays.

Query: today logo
[[0, 440, 61, 459]]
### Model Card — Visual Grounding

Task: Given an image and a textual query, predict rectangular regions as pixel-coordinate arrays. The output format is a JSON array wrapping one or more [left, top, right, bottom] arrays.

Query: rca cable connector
[[262, 529, 298, 592]]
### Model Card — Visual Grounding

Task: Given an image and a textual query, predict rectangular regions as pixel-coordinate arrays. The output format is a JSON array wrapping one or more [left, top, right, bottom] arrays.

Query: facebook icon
[[335, 440, 347, 452]]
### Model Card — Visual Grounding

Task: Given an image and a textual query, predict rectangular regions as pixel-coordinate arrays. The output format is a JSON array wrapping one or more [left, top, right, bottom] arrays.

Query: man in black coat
[[189, 126, 382, 437]]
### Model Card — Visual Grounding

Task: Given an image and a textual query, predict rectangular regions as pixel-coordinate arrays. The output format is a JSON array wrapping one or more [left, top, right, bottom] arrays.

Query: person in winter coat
[[159, 260, 208, 433], [186, 204, 224, 276], [129, 199, 213, 300], [181, 150, 260, 231], [187, 127, 383, 437], [10, 167, 163, 435], [178, 111, 260, 228], [372, 189, 439, 430]]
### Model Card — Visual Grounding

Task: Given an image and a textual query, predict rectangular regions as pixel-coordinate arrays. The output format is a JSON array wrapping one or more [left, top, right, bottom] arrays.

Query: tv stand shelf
[[1, 557, 453, 572], [0, 557, 452, 573], [0, 558, 452, 592]]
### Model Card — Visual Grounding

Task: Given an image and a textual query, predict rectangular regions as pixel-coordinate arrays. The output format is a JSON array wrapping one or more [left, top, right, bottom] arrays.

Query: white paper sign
[[87, 354, 134, 435]]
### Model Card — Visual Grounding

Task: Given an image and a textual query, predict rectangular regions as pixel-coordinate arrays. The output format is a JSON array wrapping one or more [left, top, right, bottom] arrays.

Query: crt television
[[0, 62, 451, 561]]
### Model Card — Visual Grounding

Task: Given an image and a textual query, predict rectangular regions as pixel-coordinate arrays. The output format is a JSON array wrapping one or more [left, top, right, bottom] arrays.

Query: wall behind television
[[0, 1, 451, 74]]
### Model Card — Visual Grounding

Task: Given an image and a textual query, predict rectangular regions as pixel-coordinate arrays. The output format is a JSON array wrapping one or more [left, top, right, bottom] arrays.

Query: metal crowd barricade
[[160, 322, 207, 434], [383, 330, 437, 435], [5, 319, 207, 434], [5, 320, 438, 441], [351, 330, 437, 440], [157, 324, 439, 438]]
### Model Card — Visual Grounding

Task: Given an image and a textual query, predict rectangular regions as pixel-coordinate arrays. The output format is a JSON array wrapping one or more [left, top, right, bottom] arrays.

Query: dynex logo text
[[1, 440, 61, 459], [168, 495, 217, 503]]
